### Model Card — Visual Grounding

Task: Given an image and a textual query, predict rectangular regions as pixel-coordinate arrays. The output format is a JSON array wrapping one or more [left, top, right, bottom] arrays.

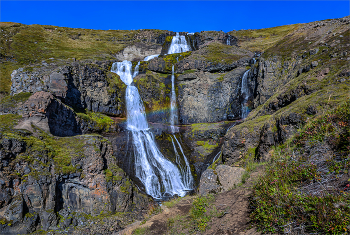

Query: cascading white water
[[168, 32, 191, 54], [241, 70, 250, 119], [111, 60, 187, 199], [144, 54, 159, 61], [170, 135, 193, 190], [170, 65, 178, 133]]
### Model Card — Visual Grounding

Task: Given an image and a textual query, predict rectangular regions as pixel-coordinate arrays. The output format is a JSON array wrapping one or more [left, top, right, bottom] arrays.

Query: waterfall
[[144, 54, 159, 61], [111, 60, 187, 199], [226, 35, 231, 46], [241, 70, 250, 119], [170, 65, 178, 133], [170, 135, 193, 189], [168, 64, 193, 190], [168, 32, 191, 54]]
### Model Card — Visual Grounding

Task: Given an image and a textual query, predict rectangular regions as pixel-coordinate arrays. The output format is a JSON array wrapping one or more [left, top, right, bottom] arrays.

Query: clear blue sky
[[1, 1, 348, 32]]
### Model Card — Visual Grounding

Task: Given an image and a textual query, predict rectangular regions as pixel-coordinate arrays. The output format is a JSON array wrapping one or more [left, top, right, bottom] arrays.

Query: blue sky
[[1, 1, 348, 32]]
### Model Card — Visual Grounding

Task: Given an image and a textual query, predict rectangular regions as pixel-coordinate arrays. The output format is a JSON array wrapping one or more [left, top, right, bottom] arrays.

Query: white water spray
[[111, 60, 187, 199], [168, 32, 191, 54], [170, 65, 178, 133], [170, 135, 193, 190], [144, 54, 159, 61]]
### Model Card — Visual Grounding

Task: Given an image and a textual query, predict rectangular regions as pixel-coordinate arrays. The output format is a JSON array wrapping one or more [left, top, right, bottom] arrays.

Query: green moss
[[157, 51, 192, 73], [182, 69, 196, 75], [165, 36, 173, 43], [216, 74, 225, 82], [76, 109, 114, 132], [0, 92, 31, 108], [196, 140, 219, 153]]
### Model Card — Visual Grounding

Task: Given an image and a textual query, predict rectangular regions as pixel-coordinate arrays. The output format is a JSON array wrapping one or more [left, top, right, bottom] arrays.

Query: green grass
[[202, 42, 247, 64], [0, 92, 31, 108], [230, 24, 301, 52], [0, 114, 22, 132], [0, 22, 168, 95], [132, 227, 149, 235]]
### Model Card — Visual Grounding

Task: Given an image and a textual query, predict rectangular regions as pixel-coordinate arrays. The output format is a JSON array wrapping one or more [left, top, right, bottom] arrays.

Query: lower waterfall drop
[[111, 60, 187, 199]]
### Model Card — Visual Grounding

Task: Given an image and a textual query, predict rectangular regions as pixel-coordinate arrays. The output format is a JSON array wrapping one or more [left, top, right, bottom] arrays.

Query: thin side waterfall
[[170, 135, 193, 189], [168, 32, 191, 54], [226, 35, 231, 46], [170, 65, 178, 132], [241, 70, 250, 119], [144, 54, 159, 61], [111, 60, 187, 199]]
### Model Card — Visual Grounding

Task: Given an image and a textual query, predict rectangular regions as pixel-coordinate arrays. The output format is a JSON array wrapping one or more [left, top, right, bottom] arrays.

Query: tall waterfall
[[170, 65, 178, 132], [168, 32, 191, 54], [241, 70, 250, 119], [111, 60, 187, 199]]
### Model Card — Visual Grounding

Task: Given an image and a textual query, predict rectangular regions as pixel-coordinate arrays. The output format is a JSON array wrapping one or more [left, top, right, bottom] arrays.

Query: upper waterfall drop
[[168, 32, 191, 54], [111, 60, 134, 86]]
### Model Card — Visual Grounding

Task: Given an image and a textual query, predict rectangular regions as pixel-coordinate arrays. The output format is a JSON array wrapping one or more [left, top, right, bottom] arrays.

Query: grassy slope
[[229, 24, 302, 52], [0, 22, 166, 95]]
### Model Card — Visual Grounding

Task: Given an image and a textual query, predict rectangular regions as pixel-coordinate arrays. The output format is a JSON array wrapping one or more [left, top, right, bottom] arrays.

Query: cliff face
[[0, 16, 349, 234], [222, 16, 350, 165]]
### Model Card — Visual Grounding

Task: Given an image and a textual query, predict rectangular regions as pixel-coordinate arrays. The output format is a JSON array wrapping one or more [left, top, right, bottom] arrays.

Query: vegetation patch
[[0, 92, 31, 108], [251, 101, 350, 234], [76, 109, 114, 132]]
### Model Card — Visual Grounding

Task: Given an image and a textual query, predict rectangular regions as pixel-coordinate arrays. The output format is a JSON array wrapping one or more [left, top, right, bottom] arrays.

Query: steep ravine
[[0, 16, 349, 234]]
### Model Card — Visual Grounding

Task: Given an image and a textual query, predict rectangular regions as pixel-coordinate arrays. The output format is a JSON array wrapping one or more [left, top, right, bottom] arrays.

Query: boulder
[[198, 165, 246, 195], [215, 165, 246, 191], [198, 169, 221, 196]]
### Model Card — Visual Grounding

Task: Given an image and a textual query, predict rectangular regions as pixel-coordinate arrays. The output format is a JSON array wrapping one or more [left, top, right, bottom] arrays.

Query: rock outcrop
[[11, 60, 125, 117], [0, 133, 150, 234]]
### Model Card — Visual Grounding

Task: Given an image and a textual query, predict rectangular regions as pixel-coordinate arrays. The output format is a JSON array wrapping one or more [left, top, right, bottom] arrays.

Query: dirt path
[[117, 166, 264, 235]]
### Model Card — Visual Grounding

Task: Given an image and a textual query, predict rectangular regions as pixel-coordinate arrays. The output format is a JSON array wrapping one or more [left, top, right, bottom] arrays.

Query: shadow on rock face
[[16, 91, 82, 137]]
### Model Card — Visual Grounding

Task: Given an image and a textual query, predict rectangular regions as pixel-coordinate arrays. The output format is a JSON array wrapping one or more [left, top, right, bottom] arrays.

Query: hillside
[[0, 16, 349, 235]]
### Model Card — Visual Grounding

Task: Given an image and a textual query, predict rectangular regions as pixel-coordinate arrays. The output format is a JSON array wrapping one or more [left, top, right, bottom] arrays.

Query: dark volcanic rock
[[177, 68, 247, 124], [0, 134, 151, 234], [11, 61, 124, 117], [15, 91, 82, 136]]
